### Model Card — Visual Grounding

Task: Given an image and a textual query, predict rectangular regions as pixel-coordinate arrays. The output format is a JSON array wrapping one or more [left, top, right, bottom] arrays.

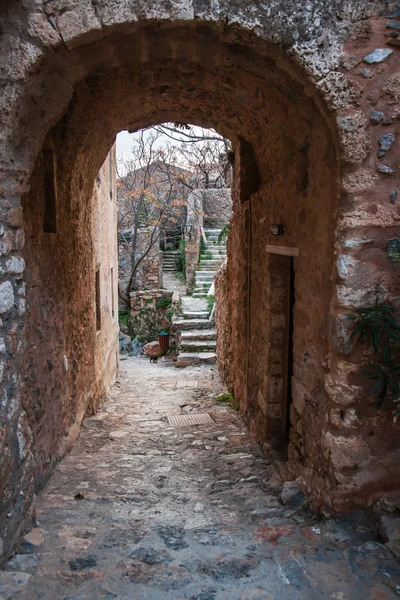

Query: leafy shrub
[[156, 295, 172, 310], [347, 298, 400, 354], [214, 392, 239, 411], [348, 298, 400, 418]]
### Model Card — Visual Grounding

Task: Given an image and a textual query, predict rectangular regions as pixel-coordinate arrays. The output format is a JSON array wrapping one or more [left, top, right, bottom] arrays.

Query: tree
[[117, 125, 232, 308], [117, 130, 190, 307]]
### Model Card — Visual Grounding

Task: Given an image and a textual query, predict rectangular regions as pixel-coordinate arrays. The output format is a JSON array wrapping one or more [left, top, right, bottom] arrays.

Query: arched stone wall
[[0, 0, 399, 563]]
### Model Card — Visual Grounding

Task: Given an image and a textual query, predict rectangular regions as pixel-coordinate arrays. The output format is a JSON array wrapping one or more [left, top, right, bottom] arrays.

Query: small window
[[111, 267, 115, 318], [95, 269, 101, 331], [43, 148, 57, 233]]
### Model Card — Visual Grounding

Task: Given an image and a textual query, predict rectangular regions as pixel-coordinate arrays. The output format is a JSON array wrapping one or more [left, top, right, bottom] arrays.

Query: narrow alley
[[3, 359, 400, 600]]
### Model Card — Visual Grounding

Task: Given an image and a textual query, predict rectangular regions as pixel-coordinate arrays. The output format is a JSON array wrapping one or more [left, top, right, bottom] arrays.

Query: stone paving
[[3, 358, 400, 599]]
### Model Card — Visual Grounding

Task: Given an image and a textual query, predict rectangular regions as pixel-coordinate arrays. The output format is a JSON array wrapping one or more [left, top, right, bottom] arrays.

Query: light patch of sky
[[116, 124, 218, 163]]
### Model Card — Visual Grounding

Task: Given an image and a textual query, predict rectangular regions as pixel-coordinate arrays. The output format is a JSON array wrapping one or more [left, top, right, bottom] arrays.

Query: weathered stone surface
[[330, 408, 360, 429], [6, 357, 399, 599], [337, 112, 370, 163], [342, 169, 379, 194], [383, 72, 400, 103], [325, 376, 363, 406], [379, 516, 400, 557], [0, 571, 31, 599], [279, 481, 305, 508], [5, 256, 24, 274], [323, 433, 371, 469], [370, 109, 385, 124], [363, 48, 393, 63], [378, 133, 395, 155], [0, 281, 14, 314], [377, 163, 394, 175]]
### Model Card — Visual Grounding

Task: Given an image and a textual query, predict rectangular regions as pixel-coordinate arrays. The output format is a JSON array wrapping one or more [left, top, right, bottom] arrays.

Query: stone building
[[0, 0, 399, 564]]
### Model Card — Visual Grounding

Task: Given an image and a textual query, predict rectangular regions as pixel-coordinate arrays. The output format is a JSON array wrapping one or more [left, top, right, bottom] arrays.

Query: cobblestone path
[[3, 358, 400, 599]]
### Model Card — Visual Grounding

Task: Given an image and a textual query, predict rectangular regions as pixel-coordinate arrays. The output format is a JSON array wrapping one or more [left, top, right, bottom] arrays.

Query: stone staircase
[[172, 227, 228, 367], [174, 297, 217, 367], [162, 250, 179, 272], [193, 229, 226, 298]]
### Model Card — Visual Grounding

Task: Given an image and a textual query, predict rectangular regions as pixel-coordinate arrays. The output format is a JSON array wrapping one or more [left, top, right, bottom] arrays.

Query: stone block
[[324, 432, 371, 469], [336, 284, 386, 309], [7, 207, 23, 228], [383, 72, 400, 104], [292, 379, 306, 416], [279, 480, 305, 508], [0, 281, 14, 314], [363, 48, 393, 63], [337, 112, 370, 163], [330, 408, 360, 429], [325, 376, 363, 406], [5, 256, 25, 274], [330, 314, 353, 355]]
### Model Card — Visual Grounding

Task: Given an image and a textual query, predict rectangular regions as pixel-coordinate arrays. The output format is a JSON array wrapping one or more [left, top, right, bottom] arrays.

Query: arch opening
[[18, 22, 339, 514]]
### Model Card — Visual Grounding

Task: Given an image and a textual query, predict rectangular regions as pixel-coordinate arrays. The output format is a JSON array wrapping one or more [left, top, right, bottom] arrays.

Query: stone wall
[[185, 190, 204, 292], [18, 144, 118, 561], [200, 188, 232, 228], [214, 261, 232, 391], [118, 227, 163, 299], [0, 0, 399, 564]]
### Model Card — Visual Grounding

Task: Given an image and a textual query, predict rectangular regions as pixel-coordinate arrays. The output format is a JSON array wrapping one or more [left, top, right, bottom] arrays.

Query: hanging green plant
[[346, 298, 400, 354], [386, 237, 400, 264], [347, 297, 400, 418], [363, 343, 400, 410]]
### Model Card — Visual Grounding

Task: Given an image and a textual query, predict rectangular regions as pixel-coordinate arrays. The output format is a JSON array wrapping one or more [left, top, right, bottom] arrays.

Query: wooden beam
[[266, 245, 300, 257]]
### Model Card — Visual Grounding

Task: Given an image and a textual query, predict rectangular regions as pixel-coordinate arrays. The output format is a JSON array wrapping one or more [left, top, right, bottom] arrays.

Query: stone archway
[[0, 0, 399, 564]]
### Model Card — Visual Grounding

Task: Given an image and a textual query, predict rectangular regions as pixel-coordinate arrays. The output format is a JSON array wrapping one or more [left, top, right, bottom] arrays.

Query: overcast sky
[[116, 125, 220, 164]]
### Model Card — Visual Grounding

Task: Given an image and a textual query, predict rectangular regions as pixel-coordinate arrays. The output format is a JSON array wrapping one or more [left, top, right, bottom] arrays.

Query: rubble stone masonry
[[0, 0, 399, 564]]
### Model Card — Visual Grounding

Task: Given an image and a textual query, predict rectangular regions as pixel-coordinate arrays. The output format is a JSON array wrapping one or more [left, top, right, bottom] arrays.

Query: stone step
[[181, 340, 217, 352], [182, 310, 209, 319], [199, 260, 223, 265], [193, 287, 212, 293], [173, 319, 211, 330], [181, 329, 216, 340], [176, 351, 217, 368], [192, 292, 208, 298]]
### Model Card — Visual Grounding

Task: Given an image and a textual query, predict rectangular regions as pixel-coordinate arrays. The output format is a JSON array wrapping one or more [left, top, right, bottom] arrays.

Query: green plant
[[364, 344, 400, 417], [119, 311, 130, 329], [348, 297, 400, 417], [119, 311, 134, 337], [347, 299, 400, 355], [214, 392, 239, 411], [156, 295, 172, 310], [386, 238, 400, 264], [218, 223, 231, 245], [207, 295, 215, 314], [200, 236, 207, 255], [202, 250, 213, 260]]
